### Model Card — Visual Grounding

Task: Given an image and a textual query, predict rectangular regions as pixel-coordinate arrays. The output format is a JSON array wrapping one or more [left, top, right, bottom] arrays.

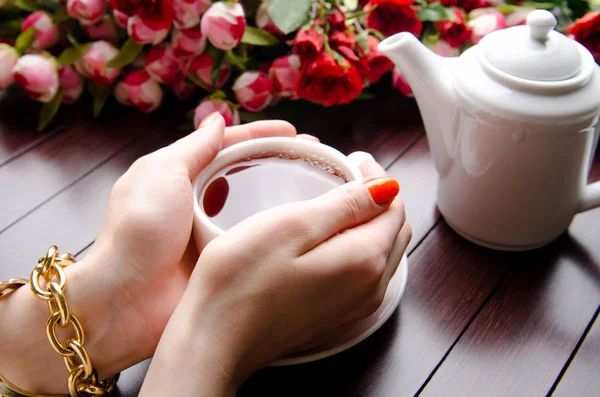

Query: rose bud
[[232, 71, 274, 112], [506, 9, 533, 27], [58, 66, 83, 104], [144, 45, 185, 85], [565, 11, 600, 59], [434, 39, 461, 57], [268, 54, 301, 98], [12, 54, 59, 103], [435, 8, 471, 48], [172, 78, 196, 99], [171, 27, 207, 58], [75, 40, 121, 86], [439, 0, 490, 12], [392, 67, 413, 97], [0, 44, 18, 89], [187, 52, 231, 91], [358, 35, 393, 84], [256, 0, 282, 35], [22, 11, 59, 50], [468, 8, 507, 44], [326, 7, 346, 31], [201, 1, 246, 50], [329, 31, 356, 50], [85, 16, 119, 43], [113, 9, 130, 29], [173, 0, 211, 29], [128, 14, 170, 45], [365, 0, 422, 38], [194, 98, 239, 128], [294, 26, 324, 59], [114, 71, 163, 113], [67, 0, 105, 25]]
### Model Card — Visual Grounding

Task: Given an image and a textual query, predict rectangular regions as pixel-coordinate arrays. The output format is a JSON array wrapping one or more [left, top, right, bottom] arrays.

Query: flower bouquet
[[0, 0, 596, 131]]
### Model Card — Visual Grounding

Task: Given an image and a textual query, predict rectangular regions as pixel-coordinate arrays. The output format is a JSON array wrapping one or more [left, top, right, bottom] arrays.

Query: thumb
[[295, 176, 400, 253], [166, 112, 225, 178]]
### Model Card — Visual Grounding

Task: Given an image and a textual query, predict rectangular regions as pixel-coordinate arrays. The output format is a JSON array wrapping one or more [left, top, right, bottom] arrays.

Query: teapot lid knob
[[527, 10, 557, 41]]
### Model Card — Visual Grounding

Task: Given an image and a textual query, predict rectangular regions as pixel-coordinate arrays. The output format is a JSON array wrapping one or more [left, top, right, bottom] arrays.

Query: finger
[[380, 222, 412, 288], [165, 112, 225, 179], [294, 176, 401, 254], [222, 120, 297, 148], [347, 151, 387, 179], [296, 134, 319, 142]]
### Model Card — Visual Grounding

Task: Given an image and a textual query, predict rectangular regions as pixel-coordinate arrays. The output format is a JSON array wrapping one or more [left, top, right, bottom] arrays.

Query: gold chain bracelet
[[0, 246, 118, 397]]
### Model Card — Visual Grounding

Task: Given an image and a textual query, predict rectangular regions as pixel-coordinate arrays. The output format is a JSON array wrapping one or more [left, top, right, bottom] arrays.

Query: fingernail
[[348, 151, 375, 164], [365, 177, 400, 204], [197, 112, 222, 129]]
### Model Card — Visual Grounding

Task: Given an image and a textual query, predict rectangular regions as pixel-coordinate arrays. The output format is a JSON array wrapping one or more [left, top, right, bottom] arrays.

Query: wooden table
[[2, 89, 599, 397]]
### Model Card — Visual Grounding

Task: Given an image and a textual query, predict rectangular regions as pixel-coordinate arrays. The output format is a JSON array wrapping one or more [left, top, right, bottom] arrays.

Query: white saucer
[[271, 255, 408, 366]]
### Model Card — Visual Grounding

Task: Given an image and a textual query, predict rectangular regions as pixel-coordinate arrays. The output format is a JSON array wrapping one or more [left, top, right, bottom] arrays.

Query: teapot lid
[[480, 10, 581, 82]]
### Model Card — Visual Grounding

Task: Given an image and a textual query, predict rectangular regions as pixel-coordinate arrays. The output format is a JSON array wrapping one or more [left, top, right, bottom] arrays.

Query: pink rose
[[22, 11, 59, 50], [268, 54, 301, 98], [392, 67, 413, 97], [0, 44, 18, 89], [12, 54, 59, 102], [67, 0, 105, 25], [171, 27, 207, 58], [201, 1, 246, 50], [173, 0, 211, 29], [256, 0, 282, 35], [233, 71, 274, 112], [85, 16, 119, 43], [128, 14, 170, 45], [75, 40, 121, 86], [194, 98, 239, 128], [187, 52, 231, 91], [114, 71, 163, 113], [468, 8, 507, 44], [435, 39, 461, 57], [506, 9, 533, 27], [144, 45, 185, 84], [172, 78, 196, 99], [59, 66, 83, 104], [113, 9, 130, 29]]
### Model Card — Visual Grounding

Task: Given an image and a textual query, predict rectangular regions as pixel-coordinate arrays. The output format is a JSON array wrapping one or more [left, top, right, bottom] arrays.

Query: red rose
[[294, 26, 325, 59], [358, 35, 393, 83], [109, 0, 173, 30], [296, 51, 363, 107], [435, 8, 471, 48], [365, 0, 422, 38], [438, 0, 490, 13], [565, 11, 600, 59], [329, 31, 356, 50], [326, 7, 347, 31]]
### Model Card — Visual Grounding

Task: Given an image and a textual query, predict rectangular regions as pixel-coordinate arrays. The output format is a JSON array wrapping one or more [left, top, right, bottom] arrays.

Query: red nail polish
[[365, 178, 400, 204]]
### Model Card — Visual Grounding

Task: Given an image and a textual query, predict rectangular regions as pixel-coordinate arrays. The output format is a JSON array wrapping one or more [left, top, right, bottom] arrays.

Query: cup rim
[[192, 137, 363, 237]]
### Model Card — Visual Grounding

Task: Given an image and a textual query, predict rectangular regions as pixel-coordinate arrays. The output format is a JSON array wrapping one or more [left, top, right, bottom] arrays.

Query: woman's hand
[[140, 148, 412, 397]]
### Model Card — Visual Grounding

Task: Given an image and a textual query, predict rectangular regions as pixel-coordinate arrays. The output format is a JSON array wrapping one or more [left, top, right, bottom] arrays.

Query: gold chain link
[[0, 246, 118, 397]]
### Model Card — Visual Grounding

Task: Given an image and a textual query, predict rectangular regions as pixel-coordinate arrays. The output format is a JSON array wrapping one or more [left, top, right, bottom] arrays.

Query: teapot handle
[[578, 182, 600, 213]]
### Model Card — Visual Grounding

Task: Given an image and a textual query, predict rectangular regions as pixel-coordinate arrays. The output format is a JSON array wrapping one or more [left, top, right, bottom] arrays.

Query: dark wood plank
[[0, 102, 159, 233], [552, 307, 600, 397], [417, 155, 600, 397]]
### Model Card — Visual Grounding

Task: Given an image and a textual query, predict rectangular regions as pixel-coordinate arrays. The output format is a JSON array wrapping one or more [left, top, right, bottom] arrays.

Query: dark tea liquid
[[202, 156, 346, 230]]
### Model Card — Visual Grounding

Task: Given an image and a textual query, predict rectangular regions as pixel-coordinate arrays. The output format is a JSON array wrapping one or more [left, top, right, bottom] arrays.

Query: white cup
[[192, 137, 363, 251]]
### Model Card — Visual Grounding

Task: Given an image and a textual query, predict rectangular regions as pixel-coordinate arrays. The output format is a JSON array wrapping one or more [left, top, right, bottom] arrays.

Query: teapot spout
[[378, 33, 459, 175]]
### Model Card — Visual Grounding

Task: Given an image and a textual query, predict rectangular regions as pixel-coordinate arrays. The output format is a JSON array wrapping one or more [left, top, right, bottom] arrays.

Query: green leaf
[[209, 90, 228, 100], [0, 19, 22, 33], [53, 7, 70, 23], [241, 26, 279, 46], [267, 0, 311, 34], [417, 3, 454, 22], [239, 111, 265, 122], [226, 50, 247, 70], [211, 49, 226, 88], [356, 30, 369, 52], [356, 91, 375, 100], [67, 32, 80, 47], [343, 0, 358, 10], [58, 46, 83, 66], [106, 38, 143, 68], [14, 0, 43, 12], [92, 84, 112, 118], [38, 89, 62, 132], [15, 27, 36, 54]]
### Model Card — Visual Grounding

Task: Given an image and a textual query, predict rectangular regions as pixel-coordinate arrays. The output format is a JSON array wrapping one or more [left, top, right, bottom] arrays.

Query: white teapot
[[378, 10, 600, 251]]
